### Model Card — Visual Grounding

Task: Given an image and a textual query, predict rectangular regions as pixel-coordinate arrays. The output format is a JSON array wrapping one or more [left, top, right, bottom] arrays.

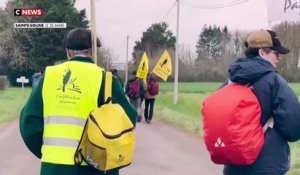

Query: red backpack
[[128, 79, 140, 99], [201, 84, 265, 165], [148, 79, 159, 96]]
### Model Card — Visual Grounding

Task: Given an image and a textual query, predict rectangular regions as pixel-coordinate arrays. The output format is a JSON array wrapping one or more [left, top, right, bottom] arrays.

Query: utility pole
[[91, 0, 97, 65], [125, 35, 129, 84], [106, 59, 109, 70], [174, 0, 180, 104]]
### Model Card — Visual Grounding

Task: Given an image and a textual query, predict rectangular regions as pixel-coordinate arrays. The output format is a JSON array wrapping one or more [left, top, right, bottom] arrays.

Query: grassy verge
[[155, 82, 300, 175], [290, 142, 300, 175], [155, 91, 204, 135], [0, 87, 31, 124], [155, 82, 222, 136]]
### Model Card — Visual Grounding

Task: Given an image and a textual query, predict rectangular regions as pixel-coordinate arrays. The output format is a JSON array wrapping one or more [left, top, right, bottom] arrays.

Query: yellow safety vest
[[42, 61, 103, 165]]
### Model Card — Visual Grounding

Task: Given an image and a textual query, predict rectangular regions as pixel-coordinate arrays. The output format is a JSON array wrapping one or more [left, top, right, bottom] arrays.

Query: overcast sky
[[91, 0, 268, 61], [88, 0, 269, 62], [1, 0, 271, 62]]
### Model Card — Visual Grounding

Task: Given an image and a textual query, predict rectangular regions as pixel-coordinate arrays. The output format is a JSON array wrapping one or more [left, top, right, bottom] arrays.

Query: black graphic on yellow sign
[[136, 52, 149, 79], [161, 58, 168, 67], [153, 49, 172, 81], [57, 68, 81, 93]]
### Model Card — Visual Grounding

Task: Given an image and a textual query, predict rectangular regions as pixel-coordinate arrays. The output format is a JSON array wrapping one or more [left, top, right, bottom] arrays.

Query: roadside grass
[[0, 87, 31, 124], [290, 142, 300, 175], [155, 82, 300, 175], [155, 91, 204, 135], [156, 82, 222, 136], [159, 82, 222, 93]]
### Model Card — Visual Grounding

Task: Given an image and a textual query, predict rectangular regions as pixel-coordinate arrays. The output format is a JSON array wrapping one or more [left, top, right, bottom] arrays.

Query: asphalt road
[[0, 119, 222, 175], [0, 120, 40, 175]]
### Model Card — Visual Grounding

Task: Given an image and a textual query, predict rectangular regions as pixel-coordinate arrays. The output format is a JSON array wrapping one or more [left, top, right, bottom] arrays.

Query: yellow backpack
[[74, 72, 135, 172]]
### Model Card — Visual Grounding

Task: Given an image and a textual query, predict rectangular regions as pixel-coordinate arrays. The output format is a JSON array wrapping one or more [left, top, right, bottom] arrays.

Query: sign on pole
[[16, 76, 29, 92], [90, 0, 97, 64]]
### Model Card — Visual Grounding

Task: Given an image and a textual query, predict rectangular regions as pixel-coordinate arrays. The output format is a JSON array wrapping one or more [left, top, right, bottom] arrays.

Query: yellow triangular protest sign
[[136, 52, 149, 79], [153, 49, 172, 81]]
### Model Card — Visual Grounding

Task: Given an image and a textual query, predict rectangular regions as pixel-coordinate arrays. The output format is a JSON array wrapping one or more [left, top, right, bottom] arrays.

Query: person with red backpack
[[143, 74, 159, 124], [203, 29, 300, 175], [125, 70, 144, 122]]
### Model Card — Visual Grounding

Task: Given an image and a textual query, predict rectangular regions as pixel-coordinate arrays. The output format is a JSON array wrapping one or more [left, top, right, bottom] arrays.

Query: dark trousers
[[223, 166, 286, 175], [144, 98, 155, 121]]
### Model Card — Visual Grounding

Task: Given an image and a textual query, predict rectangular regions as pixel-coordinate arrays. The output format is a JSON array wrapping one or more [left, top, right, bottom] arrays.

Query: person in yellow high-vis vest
[[19, 28, 137, 175]]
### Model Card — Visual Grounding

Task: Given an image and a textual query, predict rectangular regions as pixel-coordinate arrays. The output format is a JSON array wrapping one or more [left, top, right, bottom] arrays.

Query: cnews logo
[[14, 8, 43, 16]]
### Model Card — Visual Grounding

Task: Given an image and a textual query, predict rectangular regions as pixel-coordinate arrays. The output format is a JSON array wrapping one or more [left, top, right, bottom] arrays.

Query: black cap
[[246, 29, 290, 54], [267, 30, 290, 54], [63, 28, 101, 50]]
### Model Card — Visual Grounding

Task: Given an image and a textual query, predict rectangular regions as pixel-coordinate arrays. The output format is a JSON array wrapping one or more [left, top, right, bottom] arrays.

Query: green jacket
[[19, 57, 137, 175]]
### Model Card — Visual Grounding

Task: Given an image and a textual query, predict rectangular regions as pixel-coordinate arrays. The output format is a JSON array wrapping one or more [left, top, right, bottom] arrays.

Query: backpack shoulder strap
[[228, 71, 274, 87], [105, 72, 112, 104]]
